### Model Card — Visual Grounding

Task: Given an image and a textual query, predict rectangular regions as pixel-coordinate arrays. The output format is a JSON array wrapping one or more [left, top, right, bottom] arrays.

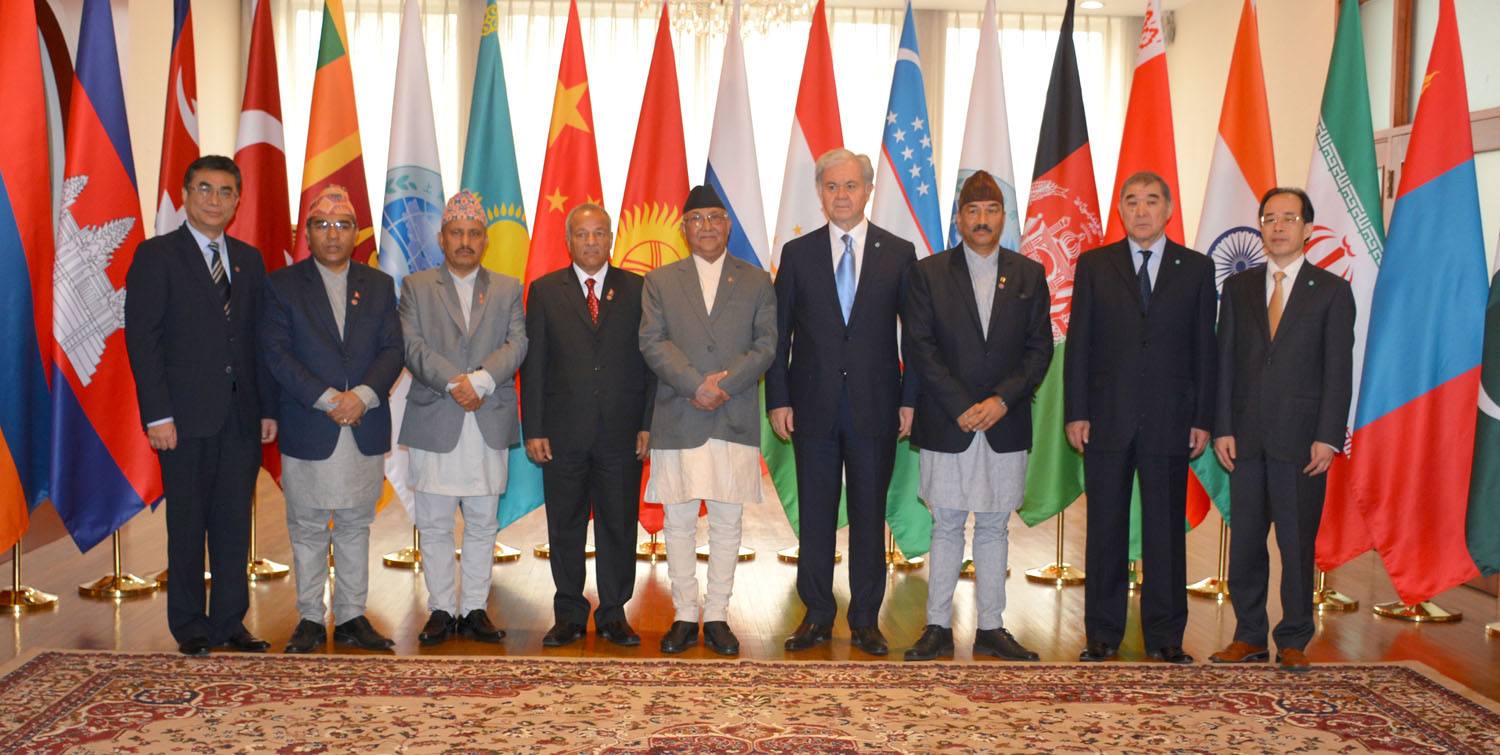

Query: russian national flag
[[705, 0, 770, 270], [1348, 0, 1484, 605]]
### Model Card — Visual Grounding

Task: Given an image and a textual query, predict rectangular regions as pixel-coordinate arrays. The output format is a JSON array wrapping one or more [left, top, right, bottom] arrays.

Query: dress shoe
[[1210, 641, 1270, 664], [1146, 646, 1194, 665], [459, 609, 505, 643], [850, 626, 888, 656], [783, 621, 832, 652], [418, 610, 457, 646], [659, 621, 698, 654], [598, 619, 641, 647], [283, 620, 326, 654], [178, 637, 212, 657], [542, 621, 586, 647], [219, 631, 271, 653], [1078, 641, 1118, 662], [974, 628, 1039, 661], [903, 625, 955, 662], [1276, 648, 1312, 673], [333, 615, 395, 650], [703, 621, 739, 656]]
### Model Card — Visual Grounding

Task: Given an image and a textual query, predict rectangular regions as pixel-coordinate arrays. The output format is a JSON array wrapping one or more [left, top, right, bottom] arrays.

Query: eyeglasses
[[1259, 214, 1303, 226], [191, 183, 238, 201], [308, 219, 356, 232], [684, 213, 729, 228]]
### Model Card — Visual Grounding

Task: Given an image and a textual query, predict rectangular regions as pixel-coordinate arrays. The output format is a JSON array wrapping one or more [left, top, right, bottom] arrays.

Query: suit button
[[593, 365, 602, 372], [228, 336, 235, 343], [707, 345, 715, 352], [845, 334, 852, 342], [840, 369, 848, 379], [1141, 340, 1148, 348], [225, 366, 233, 374]]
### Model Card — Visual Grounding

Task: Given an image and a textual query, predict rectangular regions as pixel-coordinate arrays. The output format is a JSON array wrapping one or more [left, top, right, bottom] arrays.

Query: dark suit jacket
[[521, 265, 655, 450], [1214, 262, 1355, 460], [260, 258, 404, 460], [905, 245, 1053, 454], [765, 223, 917, 436], [125, 224, 274, 438], [1064, 239, 1217, 455]]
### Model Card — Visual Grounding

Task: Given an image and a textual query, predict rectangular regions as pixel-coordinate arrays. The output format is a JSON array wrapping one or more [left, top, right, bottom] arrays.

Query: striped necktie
[[208, 240, 231, 318]]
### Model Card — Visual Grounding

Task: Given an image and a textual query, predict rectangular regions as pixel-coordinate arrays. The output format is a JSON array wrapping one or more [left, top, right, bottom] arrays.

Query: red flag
[[154, 0, 198, 237], [1103, 0, 1182, 245]]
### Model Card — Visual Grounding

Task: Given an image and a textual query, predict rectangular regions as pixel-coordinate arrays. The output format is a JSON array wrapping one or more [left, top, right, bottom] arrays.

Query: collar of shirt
[[184, 222, 231, 282], [313, 258, 350, 287], [828, 218, 869, 282], [572, 263, 608, 299], [962, 244, 1001, 273], [1127, 234, 1167, 284], [1264, 254, 1305, 305]]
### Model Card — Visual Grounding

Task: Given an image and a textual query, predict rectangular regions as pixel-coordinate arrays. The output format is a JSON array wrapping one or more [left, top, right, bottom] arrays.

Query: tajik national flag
[[154, 0, 198, 237], [1309, 0, 1385, 572], [1470, 231, 1500, 576], [946, 0, 1020, 252], [1350, 0, 1484, 605]]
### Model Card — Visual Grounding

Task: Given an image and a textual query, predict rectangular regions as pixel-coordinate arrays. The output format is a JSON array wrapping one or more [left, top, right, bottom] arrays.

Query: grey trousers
[[285, 501, 377, 626], [926, 506, 1011, 631], [413, 491, 500, 616]]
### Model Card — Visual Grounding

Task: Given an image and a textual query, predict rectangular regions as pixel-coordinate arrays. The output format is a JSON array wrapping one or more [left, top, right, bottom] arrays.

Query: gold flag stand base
[[533, 543, 596, 559], [1312, 571, 1356, 612], [1486, 621, 1499, 637], [697, 544, 755, 561], [1127, 560, 1142, 592], [1188, 519, 1229, 600], [81, 534, 160, 600], [1372, 600, 1462, 622], [774, 546, 840, 564], [247, 558, 289, 581], [382, 527, 422, 569], [637, 533, 667, 562], [1026, 510, 1084, 586], [3, 545, 58, 613]]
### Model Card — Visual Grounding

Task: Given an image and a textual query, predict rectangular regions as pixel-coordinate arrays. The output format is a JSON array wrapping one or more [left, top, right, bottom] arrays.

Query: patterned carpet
[[1, 650, 1497, 753]]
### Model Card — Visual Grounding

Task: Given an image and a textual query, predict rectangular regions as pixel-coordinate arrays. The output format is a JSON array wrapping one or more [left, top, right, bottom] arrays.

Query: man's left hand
[[898, 407, 914, 439], [636, 431, 651, 461], [260, 419, 278, 444], [957, 397, 1006, 433], [327, 390, 368, 427], [1189, 427, 1210, 459], [1304, 442, 1336, 476], [450, 374, 485, 411]]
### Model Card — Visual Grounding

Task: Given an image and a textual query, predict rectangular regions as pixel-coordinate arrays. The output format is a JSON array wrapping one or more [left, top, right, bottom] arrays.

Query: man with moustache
[[1065, 170, 1217, 664], [901, 171, 1051, 662], [261, 185, 404, 653], [125, 155, 277, 656], [522, 202, 655, 648], [1210, 188, 1353, 673], [398, 189, 527, 647], [767, 148, 916, 657], [640, 185, 776, 656]]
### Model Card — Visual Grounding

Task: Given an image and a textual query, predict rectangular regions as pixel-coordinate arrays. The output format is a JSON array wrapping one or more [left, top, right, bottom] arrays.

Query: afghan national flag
[[462, 0, 529, 280], [1309, 0, 1385, 573], [1350, 0, 1484, 605], [293, 0, 375, 264], [153, 0, 198, 237], [1470, 231, 1500, 576], [1014, 0, 1099, 529], [946, 0, 1020, 252], [0, 0, 54, 551], [52, 0, 160, 551]]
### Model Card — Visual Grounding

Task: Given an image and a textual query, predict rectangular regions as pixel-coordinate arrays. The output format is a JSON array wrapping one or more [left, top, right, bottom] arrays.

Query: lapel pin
[[606, 288, 615, 301], [233, 266, 241, 273], [999, 275, 1007, 290], [1174, 259, 1181, 265], [727, 276, 734, 283], [1307, 280, 1314, 286]]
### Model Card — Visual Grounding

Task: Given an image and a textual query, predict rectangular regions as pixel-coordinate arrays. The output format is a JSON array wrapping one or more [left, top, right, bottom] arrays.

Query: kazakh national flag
[[461, 0, 529, 280]]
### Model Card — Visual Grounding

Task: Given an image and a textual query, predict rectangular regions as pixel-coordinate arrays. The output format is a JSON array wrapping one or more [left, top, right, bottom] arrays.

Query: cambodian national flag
[[869, 0, 943, 258], [1348, 0, 1483, 606], [51, 0, 161, 552]]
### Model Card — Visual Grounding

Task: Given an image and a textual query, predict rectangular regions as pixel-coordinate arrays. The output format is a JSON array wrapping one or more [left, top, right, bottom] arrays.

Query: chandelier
[[640, 0, 815, 37]]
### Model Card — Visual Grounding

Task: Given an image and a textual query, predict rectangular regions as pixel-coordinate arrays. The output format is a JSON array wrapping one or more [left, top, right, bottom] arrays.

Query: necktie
[[1137, 249, 1152, 312], [208, 240, 231, 318], [1268, 271, 1286, 339], [586, 278, 599, 325], [836, 234, 855, 323]]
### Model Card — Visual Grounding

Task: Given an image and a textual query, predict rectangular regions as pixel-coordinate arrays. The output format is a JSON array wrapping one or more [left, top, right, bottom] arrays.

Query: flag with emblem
[[946, 0, 1021, 252], [1470, 230, 1500, 576], [153, 0, 198, 237], [462, 0, 529, 280]]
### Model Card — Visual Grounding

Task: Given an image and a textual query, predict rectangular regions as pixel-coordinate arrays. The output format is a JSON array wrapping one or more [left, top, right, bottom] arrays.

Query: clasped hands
[[690, 371, 730, 411], [326, 390, 368, 427], [449, 374, 486, 412]]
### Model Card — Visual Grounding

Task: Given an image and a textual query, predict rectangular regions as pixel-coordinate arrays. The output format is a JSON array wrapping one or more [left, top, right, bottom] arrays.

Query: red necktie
[[586, 278, 599, 324]]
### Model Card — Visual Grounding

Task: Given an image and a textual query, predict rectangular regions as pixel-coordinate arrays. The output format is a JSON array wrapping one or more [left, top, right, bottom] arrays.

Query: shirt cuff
[[352, 385, 380, 409], [147, 417, 173, 428], [313, 388, 339, 412], [469, 369, 496, 398], [1316, 441, 1340, 454]]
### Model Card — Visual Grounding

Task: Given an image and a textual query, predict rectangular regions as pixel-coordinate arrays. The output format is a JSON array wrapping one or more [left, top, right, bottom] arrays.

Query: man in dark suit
[[767, 149, 916, 657], [261, 185, 405, 653], [1209, 188, 1354, 673], [124, 154, 277, 656], [901, 171, 1051, 662], [1064, 170, 1217, 664], [522, 202, 655, 649]]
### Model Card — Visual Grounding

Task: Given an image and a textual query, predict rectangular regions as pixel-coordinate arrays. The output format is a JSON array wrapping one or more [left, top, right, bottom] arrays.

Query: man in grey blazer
[[639, 185, 777, 656], [398, 190, 528, 647]]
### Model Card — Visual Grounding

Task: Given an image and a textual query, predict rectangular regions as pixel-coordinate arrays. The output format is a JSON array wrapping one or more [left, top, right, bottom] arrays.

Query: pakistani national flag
[[1469, 233, 1500, 576]]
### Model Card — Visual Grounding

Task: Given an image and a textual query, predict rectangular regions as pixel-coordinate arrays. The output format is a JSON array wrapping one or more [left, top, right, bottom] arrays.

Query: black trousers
[[1082, 439, 1189, 651], [541, 435, 643, 626], [1227, 452, 1326, 651]]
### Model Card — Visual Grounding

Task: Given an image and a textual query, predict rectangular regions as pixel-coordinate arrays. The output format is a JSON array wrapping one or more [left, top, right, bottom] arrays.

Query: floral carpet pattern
[[0, 650, 1496, 753]]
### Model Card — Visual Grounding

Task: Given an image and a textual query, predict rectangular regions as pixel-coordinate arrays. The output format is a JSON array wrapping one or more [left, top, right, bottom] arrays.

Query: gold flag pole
[[885, 527, 923, 570], [1312, 570, 1357, 611], [1127, 560, 1142, 592], [79, 531, 157, 599], [1187, 519, 1229, 600], [1487, 591, 1498, 636], [382, 526, 421, 569], [1, 543, 57, 612], [246, 497, 288, 580], [1025, 510, 1085, 586], [637, 531, 666, 561]]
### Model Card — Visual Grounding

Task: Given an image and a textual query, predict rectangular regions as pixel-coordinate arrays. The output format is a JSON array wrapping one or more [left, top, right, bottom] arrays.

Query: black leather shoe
[[333, 615, 395, 650], [659, 621, 698, 654], [598, 619, 641, 647], [851, 626, 889, 656], [1078, 641, 1118, 662], [418, 610, 457, 646], [459, 609, 505, 643], [178, 637, 212, 656], [703, 621, 739, 656], [542, 621, 586, 647], [283, 620, 326, 654], [974, 628, 1039, 661], [220, 631, 271, 653], [783, 621, 832, 651], [1147, 646, 1194, 665], [903, 625, 955, 661]]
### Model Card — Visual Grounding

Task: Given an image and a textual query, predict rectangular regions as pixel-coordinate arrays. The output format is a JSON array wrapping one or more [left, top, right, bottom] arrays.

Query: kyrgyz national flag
[[946, 0, 1020, 252], [462, 0, 529, 280], [1309, 0, 1385, 572], [53, 0, 160, 551], [154, 0, 198, 237], [1470, 232, 1500, 576], [0, 0, 54, 551], [293, 0, 375, 264], [1015, 0, 1099, 529], [1350, 0, 1484, 605]]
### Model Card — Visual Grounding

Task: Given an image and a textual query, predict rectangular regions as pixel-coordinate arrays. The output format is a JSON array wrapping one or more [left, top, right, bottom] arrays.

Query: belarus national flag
[[154, 0, 199, 237]]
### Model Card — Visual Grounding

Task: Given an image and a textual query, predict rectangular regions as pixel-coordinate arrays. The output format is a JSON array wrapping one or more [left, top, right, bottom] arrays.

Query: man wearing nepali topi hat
[[261, 184, 405, 653], [398, 189, 527, 647]]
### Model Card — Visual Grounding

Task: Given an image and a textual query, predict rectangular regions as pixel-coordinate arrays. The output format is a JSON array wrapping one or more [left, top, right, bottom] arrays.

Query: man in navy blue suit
[[261, 185, 404, 654]]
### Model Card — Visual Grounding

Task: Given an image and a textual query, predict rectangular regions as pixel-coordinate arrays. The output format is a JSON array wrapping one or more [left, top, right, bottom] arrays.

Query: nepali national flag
[[1348, 0, 1484, 605], [154, 0, 199, 237]]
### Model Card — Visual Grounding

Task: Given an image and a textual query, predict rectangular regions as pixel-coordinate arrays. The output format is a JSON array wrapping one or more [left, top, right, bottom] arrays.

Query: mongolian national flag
[[868, 0, 937, 558], [461, 0, 529, 280], [227, 0, 292, 273], [616, 3, 691, 535], [1014, 0, 1099, 529], [1309, 0, 1384, 572], [293, 0, 375, 264], [153, 0, 198, 237], [1470, 231, 1500, 576], [52, 0, 161, 551], [946, 0, 1020, 252], [0, 0, 54, 551], [1349, 0, 1484, 605]]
